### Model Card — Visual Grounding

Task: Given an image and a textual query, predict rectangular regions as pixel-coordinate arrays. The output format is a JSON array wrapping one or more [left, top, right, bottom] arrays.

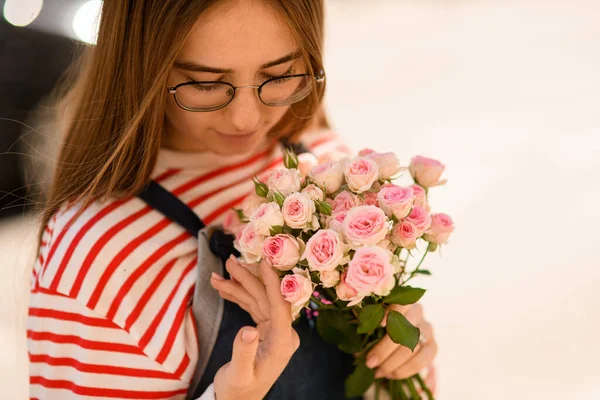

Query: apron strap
[[138, 180, 204, 238]]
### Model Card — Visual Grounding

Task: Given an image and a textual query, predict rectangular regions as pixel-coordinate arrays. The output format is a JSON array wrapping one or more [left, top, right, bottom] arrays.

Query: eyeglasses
[[167, 72, 325, 112]]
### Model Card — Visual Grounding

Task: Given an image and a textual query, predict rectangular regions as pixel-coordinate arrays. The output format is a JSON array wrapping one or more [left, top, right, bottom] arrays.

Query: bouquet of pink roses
[[225, 147, 454, 400]]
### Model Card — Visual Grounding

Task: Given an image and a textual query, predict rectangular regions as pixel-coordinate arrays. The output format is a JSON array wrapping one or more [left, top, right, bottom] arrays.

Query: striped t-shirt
[[27, 130, 350, 399]]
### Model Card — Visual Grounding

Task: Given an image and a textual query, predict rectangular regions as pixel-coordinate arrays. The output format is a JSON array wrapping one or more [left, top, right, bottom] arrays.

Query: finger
[[367, 304, 425, 369], [211, 276, 269, 321], [239, 262, 261, 279], [229, 326, 260, 384], [388, 338, 438, 380], [218, 290, 267, 325], [422, 363, 437, 395], [226, 256, 271, 318], [374, 320, 431, 378], [260, 257, 292, 333]]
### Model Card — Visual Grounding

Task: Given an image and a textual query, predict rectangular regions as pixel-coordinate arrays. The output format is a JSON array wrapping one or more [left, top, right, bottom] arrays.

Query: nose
[[227, 87, 261, 132]]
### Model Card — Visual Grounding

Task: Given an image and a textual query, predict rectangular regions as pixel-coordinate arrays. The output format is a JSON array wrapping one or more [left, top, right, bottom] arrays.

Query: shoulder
[[300, 128, 353, 161], [34, 196, 197, 324]]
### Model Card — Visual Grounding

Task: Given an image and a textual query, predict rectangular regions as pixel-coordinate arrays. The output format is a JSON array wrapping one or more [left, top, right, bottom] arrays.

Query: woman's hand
[[209, 257, 299, 400], [210, 256, 272, 337], [366, 303, 438, 394]]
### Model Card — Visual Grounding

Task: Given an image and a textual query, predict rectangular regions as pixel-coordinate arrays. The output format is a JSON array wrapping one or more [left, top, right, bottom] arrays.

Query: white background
[[2, 0, 599, 398]]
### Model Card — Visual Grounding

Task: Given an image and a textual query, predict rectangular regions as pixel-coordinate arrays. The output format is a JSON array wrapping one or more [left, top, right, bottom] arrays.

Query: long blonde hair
[[39, 0, 329, 241]]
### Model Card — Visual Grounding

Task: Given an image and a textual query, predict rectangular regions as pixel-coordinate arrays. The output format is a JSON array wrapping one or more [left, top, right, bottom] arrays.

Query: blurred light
[[72, 0, 103, 45], [3, 0, 44, 27]]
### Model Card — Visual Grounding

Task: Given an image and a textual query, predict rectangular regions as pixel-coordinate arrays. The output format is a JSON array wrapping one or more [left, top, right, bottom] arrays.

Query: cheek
[[165, 95, 212, 133], [264, 105, 290, 129]]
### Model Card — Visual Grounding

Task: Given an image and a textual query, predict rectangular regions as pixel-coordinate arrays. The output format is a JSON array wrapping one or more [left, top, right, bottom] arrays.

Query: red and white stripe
[[28, 131, 350, 398]]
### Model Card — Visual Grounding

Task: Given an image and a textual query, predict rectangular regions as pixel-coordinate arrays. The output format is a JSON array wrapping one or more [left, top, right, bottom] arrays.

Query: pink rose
[[346, 246, 395, 297], [424, 213, 454, 244], [241, 192, 267, 219], [236, 222, 265, 264], [281, 267, 314, 318], [327, 211, 347, 235], [343, 205, 390, 248], [377, 185, 415, 220], [335, 269, 364, 306], [405, 205, 432, 233], [262, 234, 301, 271], [331, 191, 362, 213], [301, 184, 324, 202], [320, 269, 341, 288], [250, 202, 284, 236], [304, 229, 345, 272], [298, 153, 319, 176], [267, 168, 302, 196], [309, 161, 344, 194], [358, 148, 377, 157], [410, 184, 430, 212], [222, 209, 245, 236], [366, 151, 402, 180], [362, 191, 379, 207], [344, 157, 379, 193], [409, 156, 447, 188], [282, 192, 319, 230], [391, 221, 419, 250]]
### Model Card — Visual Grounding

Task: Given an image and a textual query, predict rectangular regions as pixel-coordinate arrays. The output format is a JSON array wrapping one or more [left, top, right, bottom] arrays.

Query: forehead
[[179, 0, 297, 70]]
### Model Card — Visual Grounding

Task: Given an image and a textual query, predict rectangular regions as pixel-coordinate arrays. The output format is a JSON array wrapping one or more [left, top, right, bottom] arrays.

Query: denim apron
[[138, 144, 361, 400]]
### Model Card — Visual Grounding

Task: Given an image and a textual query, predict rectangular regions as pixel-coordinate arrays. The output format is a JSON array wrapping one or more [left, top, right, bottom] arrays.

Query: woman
[[27, 0, 438, 399]]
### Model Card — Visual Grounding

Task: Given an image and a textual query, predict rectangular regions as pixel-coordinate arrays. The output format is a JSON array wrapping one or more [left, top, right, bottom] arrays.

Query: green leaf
[[252, 177, 269, 198], [413, 269, 431, 276], [272, 191, 285, 207], [357, 304, 385, 334], [345, 362, 375, 397], [393, 246, 402, 257], [283, 147, 299, 169], [386, 310, 420, 351], [233, 208, 247, 223], [383, 286, 426, 305], [316, 309, 362, 354], [316, 200, 332, 216], [269, 225, 284, 236]]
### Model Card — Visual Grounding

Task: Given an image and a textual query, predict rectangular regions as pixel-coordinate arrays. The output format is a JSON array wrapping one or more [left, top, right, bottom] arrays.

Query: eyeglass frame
[[166, 71, 326, 112]]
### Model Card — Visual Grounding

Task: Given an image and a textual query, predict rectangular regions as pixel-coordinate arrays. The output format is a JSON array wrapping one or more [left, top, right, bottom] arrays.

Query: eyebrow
[[174, 50, 302, 74]]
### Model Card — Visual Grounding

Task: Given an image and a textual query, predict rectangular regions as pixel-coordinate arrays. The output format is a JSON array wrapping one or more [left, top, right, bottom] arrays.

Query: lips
[[216, 131, 257, 140]]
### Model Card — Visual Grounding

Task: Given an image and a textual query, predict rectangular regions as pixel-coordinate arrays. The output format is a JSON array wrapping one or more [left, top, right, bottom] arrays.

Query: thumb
[[229, 326, 259, 383]]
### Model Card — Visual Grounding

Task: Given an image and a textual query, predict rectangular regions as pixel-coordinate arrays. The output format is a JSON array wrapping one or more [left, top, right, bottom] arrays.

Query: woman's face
[[164, 0, 304, 155]]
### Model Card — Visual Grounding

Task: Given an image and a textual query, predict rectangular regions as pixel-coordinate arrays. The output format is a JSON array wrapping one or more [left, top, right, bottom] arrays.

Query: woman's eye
[[264, 67, 296, 83], [271, 76, 293, 84], [193, 84, 217, 92]]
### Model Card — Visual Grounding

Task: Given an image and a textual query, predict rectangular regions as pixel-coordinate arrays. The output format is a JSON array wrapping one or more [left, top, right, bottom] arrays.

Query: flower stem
[[404, 245, 429, 284], [398, 382, 409, 400], [405, 377, 421, 399], [374, 379, 381, 400], [414, 374, 435, 400]]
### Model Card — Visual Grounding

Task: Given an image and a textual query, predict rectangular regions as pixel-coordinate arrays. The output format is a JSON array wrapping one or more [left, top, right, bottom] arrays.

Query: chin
[[210, 137, 264, 156]]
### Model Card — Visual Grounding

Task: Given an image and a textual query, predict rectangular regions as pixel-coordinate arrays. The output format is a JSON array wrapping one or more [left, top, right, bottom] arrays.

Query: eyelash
[[184, 66, 296, 85], [262, 66, 296, 82]]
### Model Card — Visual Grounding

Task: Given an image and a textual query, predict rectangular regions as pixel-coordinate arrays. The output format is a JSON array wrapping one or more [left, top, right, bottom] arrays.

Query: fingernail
[[229, 255, 238, 263], [374, 370, 385, 379], [211, 272, 224, 281], [242, 328, 258, 342], [366, 355, 379, 368]]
